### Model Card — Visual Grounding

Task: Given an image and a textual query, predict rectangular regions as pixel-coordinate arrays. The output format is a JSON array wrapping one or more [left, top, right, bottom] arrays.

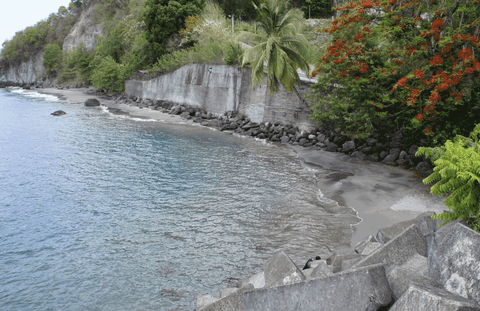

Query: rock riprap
[[194, 214, 480, 311]]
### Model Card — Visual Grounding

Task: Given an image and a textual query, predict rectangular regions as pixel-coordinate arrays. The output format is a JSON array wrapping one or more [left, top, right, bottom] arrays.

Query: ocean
[[0, 88, 360, 310]]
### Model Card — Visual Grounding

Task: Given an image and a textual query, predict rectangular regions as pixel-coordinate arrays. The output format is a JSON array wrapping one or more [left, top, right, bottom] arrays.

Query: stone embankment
[[110, 93, 435, 178], [195, 215, 480, 311]]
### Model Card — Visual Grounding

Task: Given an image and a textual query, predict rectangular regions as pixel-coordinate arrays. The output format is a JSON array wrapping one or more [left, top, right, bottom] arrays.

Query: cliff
[[63, 4, 103, 52], [0, 52, 45, 84]]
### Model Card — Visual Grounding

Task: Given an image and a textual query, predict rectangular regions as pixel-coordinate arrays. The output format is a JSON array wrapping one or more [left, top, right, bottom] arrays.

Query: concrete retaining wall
[[125, 64, 316, 130]]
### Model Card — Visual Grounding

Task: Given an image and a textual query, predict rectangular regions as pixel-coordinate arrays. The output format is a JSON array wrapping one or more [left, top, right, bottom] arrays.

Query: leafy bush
[[222, 41, 244, 65], [91, 55, 128, 93], [310, 0, 480, 143], [143, 0, 206, 59], [43, 44, 63, 76], [417, 124, 480, 231]]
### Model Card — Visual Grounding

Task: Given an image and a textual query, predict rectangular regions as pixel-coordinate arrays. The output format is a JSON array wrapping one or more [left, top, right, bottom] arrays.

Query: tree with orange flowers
[[310, 0, 480, 145]]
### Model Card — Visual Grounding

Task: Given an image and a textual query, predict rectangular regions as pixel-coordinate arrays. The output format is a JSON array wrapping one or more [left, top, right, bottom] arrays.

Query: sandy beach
[[41, 87, 448, 248]]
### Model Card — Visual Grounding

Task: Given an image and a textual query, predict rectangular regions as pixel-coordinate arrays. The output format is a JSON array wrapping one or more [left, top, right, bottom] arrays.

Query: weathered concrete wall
[[125, 64, 316, 130], [0, 52, 45, 84]]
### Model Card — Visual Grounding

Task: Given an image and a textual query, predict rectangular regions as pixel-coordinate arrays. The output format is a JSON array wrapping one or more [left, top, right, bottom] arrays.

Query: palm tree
[[238, 0, 310, 94]]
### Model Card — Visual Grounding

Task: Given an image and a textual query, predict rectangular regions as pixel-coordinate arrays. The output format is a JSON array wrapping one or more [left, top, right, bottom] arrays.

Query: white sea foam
[[10, 88, 60, 102]]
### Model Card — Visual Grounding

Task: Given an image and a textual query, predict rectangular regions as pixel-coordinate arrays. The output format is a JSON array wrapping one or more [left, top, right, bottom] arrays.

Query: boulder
[[196, 295, 218, 310], [389, 284, 480, 311], [199, 284, 254, 311], [376, 219, 417, 244], [350, 151, 366, 160], [386, 253, 440, 300], [280, 136, 290, 143], [352, 224, 427, 270], [264, 251, 305, 288], [242, 264, 392, 311], [329, 253, 365, 273], [237, 272, 265, 289], [416, 162, 433, 178], [84, 98, 100, 106], [51, 110, 67, 116], [355, 235, 377, 254], [342, 140, 355, 152], [382, 151, 400, 163], [220, 288, 238, 298], [325, 142, 339, 152], [365, 153, 380, 162], [416, 212, 439, 237], [309, 260, 334, 279], [361, 242, 382, 255], [428, 221, 480, 305]]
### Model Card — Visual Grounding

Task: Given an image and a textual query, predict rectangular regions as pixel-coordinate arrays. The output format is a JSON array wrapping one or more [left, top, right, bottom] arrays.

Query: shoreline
[[37, 87, 447, 248]]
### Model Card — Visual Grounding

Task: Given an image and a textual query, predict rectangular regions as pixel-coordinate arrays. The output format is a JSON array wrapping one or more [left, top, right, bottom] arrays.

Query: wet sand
[[41, 87, 448, 248]]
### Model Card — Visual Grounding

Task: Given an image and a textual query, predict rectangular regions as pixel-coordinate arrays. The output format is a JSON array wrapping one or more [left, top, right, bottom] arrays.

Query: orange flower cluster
[[413, 69, 424, 79]]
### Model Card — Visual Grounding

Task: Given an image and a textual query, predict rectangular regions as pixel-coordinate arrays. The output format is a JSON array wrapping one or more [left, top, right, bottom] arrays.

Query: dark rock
[[84, 98, 100, 106], [361, 146, 373, 154], [326, 143, 339, 152], [365, 153, 380, 162], [380, 151, 389, 159], [399, 150, 408, 160], [408, 145, 419, 157], [383, 151, 400, 163], [350, 151, 366, 160], [51, 110, 67, 116], [298, 138, 308, 146], [303, 143, 313, 147], [342, 140, 355, 152], [242, 264, 392, 311], [366, 138, 378, 146], [416, 162, 433, 177]]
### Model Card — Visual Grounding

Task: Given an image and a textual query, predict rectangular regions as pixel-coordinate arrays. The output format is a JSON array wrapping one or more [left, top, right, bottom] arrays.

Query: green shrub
[[91, 55, 127, 93], [222, 41, 243, 65], [43, 44, 63, 76], [417, 124, 480, 231]]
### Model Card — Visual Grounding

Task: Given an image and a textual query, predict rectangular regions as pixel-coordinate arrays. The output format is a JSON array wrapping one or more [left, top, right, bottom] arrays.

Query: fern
[[417, 124, 480, 231]]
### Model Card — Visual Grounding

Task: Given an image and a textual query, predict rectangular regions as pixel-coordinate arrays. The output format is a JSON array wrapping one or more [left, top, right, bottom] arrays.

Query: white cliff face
[[0, 52, 45, 84], [62, 4, 103, 52]]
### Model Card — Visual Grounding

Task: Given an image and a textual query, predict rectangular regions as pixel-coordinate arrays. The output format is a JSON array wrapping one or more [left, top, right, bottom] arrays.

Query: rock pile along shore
[[109, 93, 436, 178], [195, 215, 480, 311]]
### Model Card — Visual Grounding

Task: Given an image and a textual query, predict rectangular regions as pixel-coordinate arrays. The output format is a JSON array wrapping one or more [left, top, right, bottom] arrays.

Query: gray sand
[[40, 87, 448, 248]]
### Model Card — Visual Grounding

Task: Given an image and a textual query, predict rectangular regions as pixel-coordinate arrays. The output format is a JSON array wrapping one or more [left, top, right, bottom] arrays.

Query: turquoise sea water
[[0, 88, 360, 310]]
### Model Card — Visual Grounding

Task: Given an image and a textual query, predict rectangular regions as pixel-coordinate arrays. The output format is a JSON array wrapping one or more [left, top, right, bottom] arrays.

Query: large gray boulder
[[352, 224, 427, 269], [242, 264, 392, 311], [198, 284, 254, 311], [309, 260, 333, 279], [376, 219, 417, 244], [389, 284, 480, 311], [428, 221, 480, 305], [237, 272, 265, 289], [84, 98, 100, 106], [386, 253, 440, 300], [264, 251, 305, 288]]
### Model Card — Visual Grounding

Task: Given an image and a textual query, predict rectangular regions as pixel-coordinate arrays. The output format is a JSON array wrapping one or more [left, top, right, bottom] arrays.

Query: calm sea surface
[[0, 88, 360, 310]]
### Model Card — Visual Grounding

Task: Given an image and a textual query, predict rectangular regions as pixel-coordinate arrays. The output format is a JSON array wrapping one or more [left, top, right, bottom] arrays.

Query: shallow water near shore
[[0, 88, 363, 310]]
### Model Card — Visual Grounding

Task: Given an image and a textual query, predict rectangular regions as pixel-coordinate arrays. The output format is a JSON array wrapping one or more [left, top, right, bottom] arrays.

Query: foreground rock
[[51, 110, 67, 116], [195, 213, 480, 311], [84, 98, 100, 106], [242, 264, 392, 311]]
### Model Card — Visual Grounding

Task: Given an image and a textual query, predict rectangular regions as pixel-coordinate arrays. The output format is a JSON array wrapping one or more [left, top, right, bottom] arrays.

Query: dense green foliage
[[43, 44, 63, 76], [417, 124, 480, 231], [143, 0, 205, 60], [310, 0, 480, 143], [239, 0, 310, 93], [1, 2, 80, 64]]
